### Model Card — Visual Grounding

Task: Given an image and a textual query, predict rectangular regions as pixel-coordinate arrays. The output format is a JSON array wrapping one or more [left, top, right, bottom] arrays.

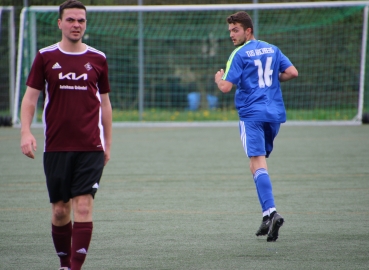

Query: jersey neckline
[[57, 42, 88, 55]]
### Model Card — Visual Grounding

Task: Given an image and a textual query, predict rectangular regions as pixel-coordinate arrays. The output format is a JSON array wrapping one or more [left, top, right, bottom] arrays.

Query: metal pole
[[13, 8, 26, 125], [138, 0, 144, 121], [356, 5, 368, 121], [253, 0, 258, 38]]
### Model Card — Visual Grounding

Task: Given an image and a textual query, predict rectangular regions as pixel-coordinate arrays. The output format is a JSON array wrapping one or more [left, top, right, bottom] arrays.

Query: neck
[[246, 34, 255, 43], [59, 40, 86, 53]]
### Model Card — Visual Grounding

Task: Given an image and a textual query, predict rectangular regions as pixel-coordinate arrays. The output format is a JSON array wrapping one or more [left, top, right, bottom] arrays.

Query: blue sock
[[254, 168, 275, 210], [253, 174, 265, 212]]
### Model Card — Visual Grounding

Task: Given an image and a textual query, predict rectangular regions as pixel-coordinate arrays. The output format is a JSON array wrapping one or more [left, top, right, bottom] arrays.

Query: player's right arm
[[279, 65, 298, 82], [215, 69, 233, 93], [278, 50, 298, 82], [20, 87, 41, 159]]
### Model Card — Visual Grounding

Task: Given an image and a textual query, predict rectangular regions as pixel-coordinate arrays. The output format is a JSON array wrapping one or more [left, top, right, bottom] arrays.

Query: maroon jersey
[[26, 43, 110, 152]]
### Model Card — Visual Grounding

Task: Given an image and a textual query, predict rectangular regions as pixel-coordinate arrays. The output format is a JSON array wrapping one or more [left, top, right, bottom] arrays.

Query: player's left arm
[[100, 93, 112, 165]]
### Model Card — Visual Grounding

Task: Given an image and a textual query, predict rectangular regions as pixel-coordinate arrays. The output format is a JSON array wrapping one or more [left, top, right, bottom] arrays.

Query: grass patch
[[1, 126, 368, 269], [25, 108, 358, 122], [112, 108, 358, 121]]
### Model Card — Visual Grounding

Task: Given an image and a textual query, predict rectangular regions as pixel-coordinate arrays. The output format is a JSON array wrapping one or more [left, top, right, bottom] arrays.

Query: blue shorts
[[239, 121, 280, 158]]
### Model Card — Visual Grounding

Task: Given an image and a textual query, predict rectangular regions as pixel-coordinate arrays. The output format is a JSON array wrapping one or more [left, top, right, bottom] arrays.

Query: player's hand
[[104, 149, 110, 166], [20, 131, 37, 159], [214, 69, 224, 84]]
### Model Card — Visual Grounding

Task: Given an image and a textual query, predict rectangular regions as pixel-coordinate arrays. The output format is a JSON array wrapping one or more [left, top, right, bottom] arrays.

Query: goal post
[[13, 1, 369, 124]]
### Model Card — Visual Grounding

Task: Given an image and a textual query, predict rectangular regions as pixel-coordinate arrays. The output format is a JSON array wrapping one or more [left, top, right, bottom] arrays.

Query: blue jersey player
[[215, 11, 298, 242]]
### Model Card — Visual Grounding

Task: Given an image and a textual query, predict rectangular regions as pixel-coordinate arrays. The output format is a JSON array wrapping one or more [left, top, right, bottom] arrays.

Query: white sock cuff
[[268, 207, 276, 215], [253, 168, 268, 181]]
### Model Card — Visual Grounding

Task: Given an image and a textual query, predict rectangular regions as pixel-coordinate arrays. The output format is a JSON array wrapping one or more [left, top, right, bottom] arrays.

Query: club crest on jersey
[[59, 72, 88, 80], [84, 62, 93, 71]]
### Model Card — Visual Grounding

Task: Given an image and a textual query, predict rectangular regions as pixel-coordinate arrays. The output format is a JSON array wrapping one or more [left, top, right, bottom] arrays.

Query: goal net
[[0, 6, 15, 125], [14, 2, 368, 123]]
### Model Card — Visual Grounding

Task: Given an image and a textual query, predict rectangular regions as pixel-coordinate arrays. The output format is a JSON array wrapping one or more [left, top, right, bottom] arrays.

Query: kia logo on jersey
[[59, 72, 88, 80]]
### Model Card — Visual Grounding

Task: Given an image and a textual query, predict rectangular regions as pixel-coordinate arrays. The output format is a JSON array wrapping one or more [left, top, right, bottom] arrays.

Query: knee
[[73, 196, 93, 219], [52, 203, 70, 222], [75, 203, 90, 217], [249, 162, 254, 174], [250, 156, 267, 175], [249, 160, 259, 175]]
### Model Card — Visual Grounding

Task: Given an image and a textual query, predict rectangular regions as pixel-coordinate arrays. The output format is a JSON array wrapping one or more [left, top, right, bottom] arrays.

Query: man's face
[[58, 8, 86, 43], [228, 22, 247, 46]]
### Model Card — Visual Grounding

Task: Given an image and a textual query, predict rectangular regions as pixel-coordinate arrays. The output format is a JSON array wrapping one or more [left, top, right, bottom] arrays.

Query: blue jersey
[[223, 40, 292, 123]]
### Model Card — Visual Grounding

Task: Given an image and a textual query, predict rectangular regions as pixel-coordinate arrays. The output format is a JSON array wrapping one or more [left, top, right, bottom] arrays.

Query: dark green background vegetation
[[1, 0, 368, 121], [1, 0, 336, 6]]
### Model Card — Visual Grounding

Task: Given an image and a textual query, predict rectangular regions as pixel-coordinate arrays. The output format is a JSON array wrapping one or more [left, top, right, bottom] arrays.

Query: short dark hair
[[59, 0, 86, 19], [227, 11, 253, 33]]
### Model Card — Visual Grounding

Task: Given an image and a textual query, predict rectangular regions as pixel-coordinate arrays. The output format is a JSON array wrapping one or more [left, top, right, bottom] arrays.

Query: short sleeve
[[223, 53, 243, 85], [98, 58, 111, 94], [26, 52, 45, 91], [278, 51, 293, 73]]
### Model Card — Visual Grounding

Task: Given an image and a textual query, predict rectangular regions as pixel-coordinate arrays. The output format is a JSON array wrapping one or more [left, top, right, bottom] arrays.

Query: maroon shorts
[[43, 151, 104, 203]]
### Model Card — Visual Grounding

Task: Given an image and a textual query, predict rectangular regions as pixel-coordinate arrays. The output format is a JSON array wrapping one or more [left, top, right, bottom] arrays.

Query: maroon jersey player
[[20, 1, 112, 269], [26, 44, 110, 152]]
